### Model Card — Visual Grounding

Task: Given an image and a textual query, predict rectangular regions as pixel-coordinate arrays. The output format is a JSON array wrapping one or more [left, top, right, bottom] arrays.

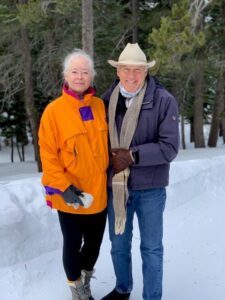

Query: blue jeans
[[107, 187, 166, 300]]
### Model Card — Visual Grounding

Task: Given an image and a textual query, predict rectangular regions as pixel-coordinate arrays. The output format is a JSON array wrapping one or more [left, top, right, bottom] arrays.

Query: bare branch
[[189, 0, 213, 31]]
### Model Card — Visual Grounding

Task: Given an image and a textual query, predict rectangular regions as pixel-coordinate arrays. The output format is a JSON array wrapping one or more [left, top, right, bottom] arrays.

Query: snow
[[0, 138, 225, 300]]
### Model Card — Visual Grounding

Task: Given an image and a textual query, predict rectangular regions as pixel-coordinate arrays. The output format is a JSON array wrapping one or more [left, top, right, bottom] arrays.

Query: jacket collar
[[63, 83, 95, 99], [62, 84, 96, 108], [140, 75, 155, 109], [109, 76, 157, 109]]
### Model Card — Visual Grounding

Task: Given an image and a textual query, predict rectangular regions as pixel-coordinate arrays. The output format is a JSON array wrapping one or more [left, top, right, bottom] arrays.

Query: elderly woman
[[39, 49, 109, 300]]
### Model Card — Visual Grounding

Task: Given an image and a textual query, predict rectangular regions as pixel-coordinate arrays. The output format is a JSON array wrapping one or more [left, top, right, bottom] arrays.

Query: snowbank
[[0, 175, 61, 268], [0, 151, 225, 299]]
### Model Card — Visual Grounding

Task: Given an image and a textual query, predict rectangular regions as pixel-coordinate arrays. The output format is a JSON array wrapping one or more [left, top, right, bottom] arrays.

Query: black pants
[[58, 209, 107, 281]]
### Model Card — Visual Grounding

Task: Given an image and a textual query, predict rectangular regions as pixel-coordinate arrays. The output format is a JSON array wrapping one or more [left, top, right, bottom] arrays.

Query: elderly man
[[101, 43, 179, 300]]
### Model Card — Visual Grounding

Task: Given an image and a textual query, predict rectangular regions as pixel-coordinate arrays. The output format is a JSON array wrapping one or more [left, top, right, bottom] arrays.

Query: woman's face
[[64, 56, 92, 95]]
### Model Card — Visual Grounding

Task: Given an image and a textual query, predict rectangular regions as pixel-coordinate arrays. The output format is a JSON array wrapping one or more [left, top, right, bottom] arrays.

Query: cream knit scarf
[[108, 81, 147, 234]]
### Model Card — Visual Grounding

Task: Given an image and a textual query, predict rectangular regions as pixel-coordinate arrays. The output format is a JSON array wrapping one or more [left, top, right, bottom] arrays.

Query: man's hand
[[111, 148, 134, 174]]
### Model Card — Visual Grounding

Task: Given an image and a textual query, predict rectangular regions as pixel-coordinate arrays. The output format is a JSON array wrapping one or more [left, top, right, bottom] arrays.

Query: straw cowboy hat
[[108, 43, 156, 68]]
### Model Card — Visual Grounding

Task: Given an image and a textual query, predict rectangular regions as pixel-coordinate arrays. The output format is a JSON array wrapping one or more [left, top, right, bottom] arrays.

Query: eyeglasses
[[70, 69, 91, 76]]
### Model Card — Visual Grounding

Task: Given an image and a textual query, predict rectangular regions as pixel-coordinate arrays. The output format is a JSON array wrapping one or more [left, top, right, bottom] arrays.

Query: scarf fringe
[[115, 217, 126, 235]]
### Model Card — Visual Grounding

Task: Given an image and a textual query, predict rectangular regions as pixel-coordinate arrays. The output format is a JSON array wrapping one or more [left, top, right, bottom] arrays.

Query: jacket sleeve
[[131, 96, 179, 166], [38, 108, 70, 192]]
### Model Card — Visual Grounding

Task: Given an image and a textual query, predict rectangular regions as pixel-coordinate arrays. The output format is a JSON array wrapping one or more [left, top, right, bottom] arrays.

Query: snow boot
[[100, 288, 130, 300], [81, 269, 95, 300], [68, 279, 89, 300]]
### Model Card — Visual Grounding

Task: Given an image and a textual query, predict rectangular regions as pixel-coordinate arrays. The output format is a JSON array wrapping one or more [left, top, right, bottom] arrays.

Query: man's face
[[117, 65, 147, 93], [64, 57, 92, 95]]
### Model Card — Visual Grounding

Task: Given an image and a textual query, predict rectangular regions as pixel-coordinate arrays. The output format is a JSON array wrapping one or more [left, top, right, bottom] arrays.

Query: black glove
[[62, 185, 93, 209], [111, 148, 134, 174]]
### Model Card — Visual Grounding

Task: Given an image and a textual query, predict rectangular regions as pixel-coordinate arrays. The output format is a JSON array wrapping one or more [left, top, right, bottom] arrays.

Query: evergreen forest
[[0, 0, 224, 171]]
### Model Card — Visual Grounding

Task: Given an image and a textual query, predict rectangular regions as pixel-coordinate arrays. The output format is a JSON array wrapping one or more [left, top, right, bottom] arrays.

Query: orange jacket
[[38, 89, 109, 214]]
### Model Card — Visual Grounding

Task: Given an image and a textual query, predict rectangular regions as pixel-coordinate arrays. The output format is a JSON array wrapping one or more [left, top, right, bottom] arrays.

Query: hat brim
[[107, 59, 156, 69]]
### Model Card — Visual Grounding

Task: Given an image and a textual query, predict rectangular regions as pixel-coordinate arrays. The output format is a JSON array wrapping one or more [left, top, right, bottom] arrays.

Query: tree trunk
[[180, 87, 186, 149], [131, 0, 139, 43], [222, 119, 225, 144], [193, 60, 205, 148], [20, 25, 42, 171], [16, 144, 23, 161], [82, 0, 93, 57], [181, 114, 186, 149], [179, 74, 192, 149], [208, 69, 224, 147], [190, 120, 194, 143], [22, 145, 25, 161], [11, 137, 14, 163]]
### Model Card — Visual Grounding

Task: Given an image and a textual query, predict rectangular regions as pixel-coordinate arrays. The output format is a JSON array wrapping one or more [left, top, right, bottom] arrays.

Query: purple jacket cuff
[[44, 186, 63, 195]]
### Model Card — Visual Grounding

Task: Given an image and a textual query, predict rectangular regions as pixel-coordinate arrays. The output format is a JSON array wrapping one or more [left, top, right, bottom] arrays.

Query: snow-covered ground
[[0, 137, 225, 300]]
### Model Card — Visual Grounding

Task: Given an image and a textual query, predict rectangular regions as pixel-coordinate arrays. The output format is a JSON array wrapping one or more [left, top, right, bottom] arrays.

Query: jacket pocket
[[58, 136, 78, 169], [60, 131, 100, 179]]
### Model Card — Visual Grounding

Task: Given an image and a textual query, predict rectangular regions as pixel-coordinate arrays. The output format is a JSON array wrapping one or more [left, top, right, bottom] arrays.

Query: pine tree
[[148, 0, 212, 148]]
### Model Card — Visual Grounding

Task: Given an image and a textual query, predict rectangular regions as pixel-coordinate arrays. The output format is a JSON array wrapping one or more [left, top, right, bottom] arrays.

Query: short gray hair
[[62, 49, 96, 80]]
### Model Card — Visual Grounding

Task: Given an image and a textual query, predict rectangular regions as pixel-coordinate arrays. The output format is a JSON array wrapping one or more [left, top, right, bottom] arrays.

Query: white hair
[[62, 49, 96, 80]]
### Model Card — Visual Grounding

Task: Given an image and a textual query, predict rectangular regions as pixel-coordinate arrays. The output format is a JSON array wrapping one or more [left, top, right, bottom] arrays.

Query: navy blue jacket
[[102, 76, 179, 190]]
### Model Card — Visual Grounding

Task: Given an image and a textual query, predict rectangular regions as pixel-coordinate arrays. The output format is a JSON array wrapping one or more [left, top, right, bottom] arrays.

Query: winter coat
[[102, 76, 179, 190], [38, 88, 109, 214]]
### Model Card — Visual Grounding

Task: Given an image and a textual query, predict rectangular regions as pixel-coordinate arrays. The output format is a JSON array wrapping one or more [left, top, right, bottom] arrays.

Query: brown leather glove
[[111, 148, 134, 174]]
